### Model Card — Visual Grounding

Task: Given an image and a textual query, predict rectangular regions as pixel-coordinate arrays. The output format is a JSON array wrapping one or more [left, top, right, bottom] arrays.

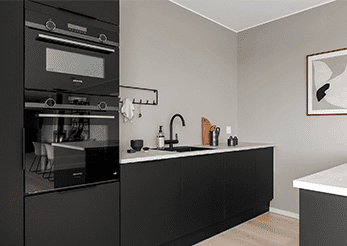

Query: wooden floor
[[193, 212, 299, 246]]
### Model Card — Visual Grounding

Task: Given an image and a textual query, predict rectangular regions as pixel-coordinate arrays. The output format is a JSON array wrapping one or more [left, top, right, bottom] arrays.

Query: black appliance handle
[[36, 33, 115, 53]]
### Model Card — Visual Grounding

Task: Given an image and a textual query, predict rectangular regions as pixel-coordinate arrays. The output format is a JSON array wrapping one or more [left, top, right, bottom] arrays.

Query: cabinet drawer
[[25, 182, 119, 246]]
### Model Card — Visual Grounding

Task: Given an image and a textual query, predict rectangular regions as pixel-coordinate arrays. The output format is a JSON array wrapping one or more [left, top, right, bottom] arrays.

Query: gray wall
[[238, 0, 347, 214], [120, 0, 237, 150], [120, 0, 347, 216]]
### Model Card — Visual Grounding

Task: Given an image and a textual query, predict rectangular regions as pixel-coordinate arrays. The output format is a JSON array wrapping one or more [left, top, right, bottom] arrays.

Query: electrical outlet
[[226, 126, 231, 134]]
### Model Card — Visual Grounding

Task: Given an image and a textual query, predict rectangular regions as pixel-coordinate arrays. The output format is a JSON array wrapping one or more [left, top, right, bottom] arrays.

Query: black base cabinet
[[25, 182, 119, 246], [120, 147, 274, 246], [255, 148, 274, 206], [181, 154, 224, 234], [300, 189, 347, 246], [224, 150, 256, 218], [120, 159, 182, 246]]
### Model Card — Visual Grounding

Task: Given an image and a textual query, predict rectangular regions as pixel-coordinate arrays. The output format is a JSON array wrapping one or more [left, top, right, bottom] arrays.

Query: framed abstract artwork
[[307, 48, 347, 115]]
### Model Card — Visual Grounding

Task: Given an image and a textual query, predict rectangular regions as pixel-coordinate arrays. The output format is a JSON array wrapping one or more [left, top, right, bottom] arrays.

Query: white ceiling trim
[[168, 0, 239, 32], [169, 0, 336, 33]]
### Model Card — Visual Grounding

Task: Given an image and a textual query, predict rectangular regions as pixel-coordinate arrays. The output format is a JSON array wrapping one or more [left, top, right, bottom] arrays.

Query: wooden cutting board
[[202, 117, 212, 145]]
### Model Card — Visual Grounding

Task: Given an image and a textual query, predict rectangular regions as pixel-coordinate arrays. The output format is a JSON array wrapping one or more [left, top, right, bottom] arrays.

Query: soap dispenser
[[156, 126, 165, 149]]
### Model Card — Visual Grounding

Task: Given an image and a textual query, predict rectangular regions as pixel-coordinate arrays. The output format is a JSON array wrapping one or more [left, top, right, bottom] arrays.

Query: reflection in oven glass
[[24, 96, 119, 195]]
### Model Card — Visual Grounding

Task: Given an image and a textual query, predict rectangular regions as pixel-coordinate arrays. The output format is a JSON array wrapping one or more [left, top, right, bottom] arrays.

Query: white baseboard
[[269, 207, 299, 219]]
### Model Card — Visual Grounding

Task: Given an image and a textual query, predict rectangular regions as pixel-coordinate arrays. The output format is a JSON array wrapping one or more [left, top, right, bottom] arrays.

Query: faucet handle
[[175, 133, 178, 140]]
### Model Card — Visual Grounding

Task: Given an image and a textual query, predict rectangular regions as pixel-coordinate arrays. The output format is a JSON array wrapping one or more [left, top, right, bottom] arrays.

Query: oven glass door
[[24, 93, 119, 195], [25, 27, 119, 96]]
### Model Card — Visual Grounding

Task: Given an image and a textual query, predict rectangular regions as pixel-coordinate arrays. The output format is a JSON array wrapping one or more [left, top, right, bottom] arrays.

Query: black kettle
[[210, 127, 220, 146]]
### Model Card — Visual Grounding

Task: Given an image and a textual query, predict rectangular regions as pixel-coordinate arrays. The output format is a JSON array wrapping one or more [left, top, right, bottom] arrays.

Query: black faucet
[[164, 114, 186, 150]]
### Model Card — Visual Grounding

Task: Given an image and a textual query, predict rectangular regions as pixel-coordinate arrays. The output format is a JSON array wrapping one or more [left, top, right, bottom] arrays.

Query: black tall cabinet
[[0, 1, 24, 245], [0, 1, 120, 245]]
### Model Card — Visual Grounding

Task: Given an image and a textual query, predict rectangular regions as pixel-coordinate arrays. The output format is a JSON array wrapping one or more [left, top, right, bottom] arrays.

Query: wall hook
[[119, 85, 159, 106]]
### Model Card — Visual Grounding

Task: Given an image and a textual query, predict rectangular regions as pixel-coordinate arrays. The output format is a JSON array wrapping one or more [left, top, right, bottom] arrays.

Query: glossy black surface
[[25, 5, 119, 96], [24, 93, 119, 195], [29, 0, 120, 26]]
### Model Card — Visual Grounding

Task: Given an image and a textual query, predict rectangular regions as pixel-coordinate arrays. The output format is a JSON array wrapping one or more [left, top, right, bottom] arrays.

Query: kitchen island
[[120, 142, 274, 246], [293, 163, 347, 246]]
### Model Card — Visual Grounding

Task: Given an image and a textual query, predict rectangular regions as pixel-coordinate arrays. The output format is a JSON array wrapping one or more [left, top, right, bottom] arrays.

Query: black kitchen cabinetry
[[224, 150, 256, 218], [29, 0, 119, 25], [25, 182, 119, 246], [120, 159, 182, 246], [254, 147, 274, 205], [181, 154, 224, 234], [121, 147, 274, 246], [0, 1, 24, 245], [0, 0, 120, 244]]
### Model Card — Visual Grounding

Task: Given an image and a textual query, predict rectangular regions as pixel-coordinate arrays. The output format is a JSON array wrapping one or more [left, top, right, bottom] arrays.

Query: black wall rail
[[119, 85, 158, 105]]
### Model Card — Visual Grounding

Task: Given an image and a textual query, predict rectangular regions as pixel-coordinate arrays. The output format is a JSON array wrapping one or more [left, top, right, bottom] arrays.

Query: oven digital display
[[68, 23, 87, 34], [46, 48, 104, 78]]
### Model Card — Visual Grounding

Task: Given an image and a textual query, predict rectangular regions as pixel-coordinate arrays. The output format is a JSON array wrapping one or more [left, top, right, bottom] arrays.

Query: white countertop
[[293, 163, 347, 197], [120, 142, 274, 164]]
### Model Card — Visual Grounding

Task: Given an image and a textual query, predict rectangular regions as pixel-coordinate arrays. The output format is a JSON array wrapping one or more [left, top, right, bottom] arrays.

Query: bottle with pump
[[156, 126, 165, 149]]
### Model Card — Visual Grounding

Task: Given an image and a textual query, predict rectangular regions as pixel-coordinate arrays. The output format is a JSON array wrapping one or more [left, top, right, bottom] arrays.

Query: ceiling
[[168, 0, 336, 33]]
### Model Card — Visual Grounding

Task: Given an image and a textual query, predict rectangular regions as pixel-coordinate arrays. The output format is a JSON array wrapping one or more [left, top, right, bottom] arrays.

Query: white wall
[[238, 0, 347, 214], [120, 0, 237, 150]]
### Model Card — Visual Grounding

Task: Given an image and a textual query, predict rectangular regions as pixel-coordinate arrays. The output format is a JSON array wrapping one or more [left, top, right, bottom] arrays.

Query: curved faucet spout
[[170, 114, 186, 128], [166, 114, 186, 150]]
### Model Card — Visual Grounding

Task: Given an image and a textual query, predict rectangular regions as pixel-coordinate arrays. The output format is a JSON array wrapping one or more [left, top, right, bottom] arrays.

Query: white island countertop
[[293, 163, 347, 197], [120, 142, 274, 164]]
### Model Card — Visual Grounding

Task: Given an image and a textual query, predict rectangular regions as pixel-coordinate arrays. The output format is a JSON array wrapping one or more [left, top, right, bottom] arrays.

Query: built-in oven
[[24, 2, 119, 195], [25, 4, 119, 96], [24, 91, 119, 195]]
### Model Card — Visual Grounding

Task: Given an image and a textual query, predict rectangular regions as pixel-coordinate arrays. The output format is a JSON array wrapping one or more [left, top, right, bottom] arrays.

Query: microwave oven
[[24, 4, 119, 96]]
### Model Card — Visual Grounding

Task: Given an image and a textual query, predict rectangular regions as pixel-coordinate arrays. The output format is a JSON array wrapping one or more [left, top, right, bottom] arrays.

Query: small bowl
[[131, 139, 143, 151], [143, 147, 150, 152]]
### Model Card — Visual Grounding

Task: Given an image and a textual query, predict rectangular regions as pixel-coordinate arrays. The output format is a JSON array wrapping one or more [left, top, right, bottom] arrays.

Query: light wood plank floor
[[193, 212, 299, 246]]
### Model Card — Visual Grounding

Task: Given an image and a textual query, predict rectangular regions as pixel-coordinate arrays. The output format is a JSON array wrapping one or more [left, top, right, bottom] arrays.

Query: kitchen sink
[[156, 146, 214, 152]]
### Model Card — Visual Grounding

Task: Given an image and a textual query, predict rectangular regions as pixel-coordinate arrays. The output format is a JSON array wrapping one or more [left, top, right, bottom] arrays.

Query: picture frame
[[307, 47, 347, 115]]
